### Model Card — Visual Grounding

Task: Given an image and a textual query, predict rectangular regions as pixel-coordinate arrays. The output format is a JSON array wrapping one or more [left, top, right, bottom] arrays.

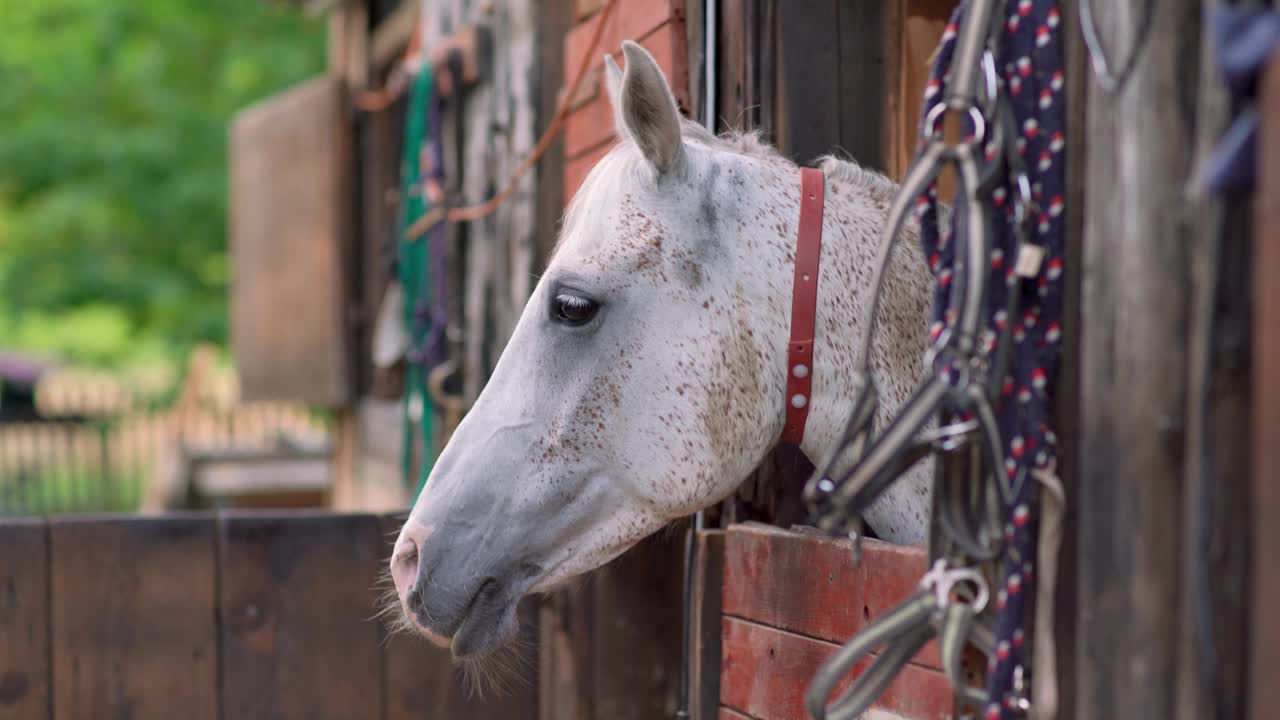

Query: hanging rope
[[362, 0, 620, 241]]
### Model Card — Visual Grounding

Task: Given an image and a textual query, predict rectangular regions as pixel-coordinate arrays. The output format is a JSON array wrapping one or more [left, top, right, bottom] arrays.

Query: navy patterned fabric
[[915, 2, 1065, 716]]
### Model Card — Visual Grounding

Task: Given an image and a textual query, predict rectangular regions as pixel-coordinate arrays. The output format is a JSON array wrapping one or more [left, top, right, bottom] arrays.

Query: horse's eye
[[553, 293, 600, 326]]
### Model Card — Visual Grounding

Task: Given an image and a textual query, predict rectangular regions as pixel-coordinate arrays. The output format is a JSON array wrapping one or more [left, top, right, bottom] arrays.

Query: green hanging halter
[[398, 65, 436, 503]]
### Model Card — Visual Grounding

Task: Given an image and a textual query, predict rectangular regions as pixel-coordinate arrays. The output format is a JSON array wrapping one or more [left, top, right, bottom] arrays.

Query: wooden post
[[1077, 0, 1201, 717], [1175, 1, 1253, 717], [1249, 51, 1280, 720]]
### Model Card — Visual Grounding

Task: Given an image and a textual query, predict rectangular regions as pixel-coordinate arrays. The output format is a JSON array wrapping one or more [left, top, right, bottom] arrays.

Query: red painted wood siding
[[720, 523, 955, 719], [561, 0, 688, 205]]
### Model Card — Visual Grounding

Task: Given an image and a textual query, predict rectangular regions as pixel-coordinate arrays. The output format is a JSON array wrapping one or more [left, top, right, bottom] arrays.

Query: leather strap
[[782, 167, 826, 447]]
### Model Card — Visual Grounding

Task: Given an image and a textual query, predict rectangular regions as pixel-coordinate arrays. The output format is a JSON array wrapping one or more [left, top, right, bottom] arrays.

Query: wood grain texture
[[1077, 0, 1202, 717], [1053, 3, 1086, 716], [563, 20, 690, 162], [564, 0, 680, 88], [720, 617, 953, 720], [230, 76, 351, 406], [773, 1, 842, 165], [1250, 52, 1280, 720], [48, 515, 218, 720], [836, 1, 890, 171], [588, 527, 686, 719], [1176, 3, 1253, 717], [218, 512, 382, 720], [0, 518, 49, 720], [721, 523, 938, 669], [690, 530, 726, 720]]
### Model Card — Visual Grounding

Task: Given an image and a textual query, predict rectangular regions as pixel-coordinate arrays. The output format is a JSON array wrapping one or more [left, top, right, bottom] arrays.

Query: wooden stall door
[[230, 76, 352, 406]]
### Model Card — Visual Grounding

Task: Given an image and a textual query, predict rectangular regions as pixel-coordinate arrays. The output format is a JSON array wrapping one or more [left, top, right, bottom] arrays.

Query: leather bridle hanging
[[782, 167, 827, 447]]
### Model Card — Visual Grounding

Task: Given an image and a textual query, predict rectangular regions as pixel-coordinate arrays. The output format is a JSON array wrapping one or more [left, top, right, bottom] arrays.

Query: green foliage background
[[0, 0, 325, 368]]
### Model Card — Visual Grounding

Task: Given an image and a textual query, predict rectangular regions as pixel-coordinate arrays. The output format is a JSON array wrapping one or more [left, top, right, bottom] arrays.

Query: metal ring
[[924, 102, 987, 148], [936, 567, 990, 614]]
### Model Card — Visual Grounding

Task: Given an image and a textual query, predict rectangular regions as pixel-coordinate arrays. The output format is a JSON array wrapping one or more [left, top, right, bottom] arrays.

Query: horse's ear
[[603, 54, 628, 141], [616, 40, 683, 175]]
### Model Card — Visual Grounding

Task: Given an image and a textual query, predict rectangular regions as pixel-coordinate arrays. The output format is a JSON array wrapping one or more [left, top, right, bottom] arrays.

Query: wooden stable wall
[[0, 513, 536, 720], [715, 524, 951, 720], [562, 0, 690, 203]]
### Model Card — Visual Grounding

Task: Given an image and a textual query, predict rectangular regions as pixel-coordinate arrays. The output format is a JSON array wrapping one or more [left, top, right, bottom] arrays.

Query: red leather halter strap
[[781, 167, 826, 447]]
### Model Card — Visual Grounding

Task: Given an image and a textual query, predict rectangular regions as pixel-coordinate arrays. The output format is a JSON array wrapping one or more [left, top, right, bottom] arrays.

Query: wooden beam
[[1249, 50, 1280, 720], [690, 530, 725, 720], [1176, 2, 1253, 718], [0, 519, 50, 720], [1076, 0, 1201, 717]]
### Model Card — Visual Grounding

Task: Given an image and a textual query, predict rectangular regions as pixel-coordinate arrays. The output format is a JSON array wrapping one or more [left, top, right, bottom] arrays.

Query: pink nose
[[389, 521, 450, 648], [390, 525, 423, 600]]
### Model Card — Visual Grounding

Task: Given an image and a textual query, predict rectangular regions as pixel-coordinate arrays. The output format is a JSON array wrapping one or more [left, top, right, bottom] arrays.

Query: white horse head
[[391, 41, 934, 658]]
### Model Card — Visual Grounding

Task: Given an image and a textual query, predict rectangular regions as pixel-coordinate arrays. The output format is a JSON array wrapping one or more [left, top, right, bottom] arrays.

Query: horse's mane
[[680, 120, 900, 206], [556, 122, 901, 256]]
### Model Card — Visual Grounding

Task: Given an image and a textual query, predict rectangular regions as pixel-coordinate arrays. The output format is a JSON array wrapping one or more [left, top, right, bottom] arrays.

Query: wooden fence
[[0, 512, 536, 720], [0, 403, 329, 516]]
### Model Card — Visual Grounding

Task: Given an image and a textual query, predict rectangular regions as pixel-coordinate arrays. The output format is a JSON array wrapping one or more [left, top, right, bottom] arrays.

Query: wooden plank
[[1077, 0, 1201, 717], [588, 527, 686, 718], [691, 530, 726, 720], [721, 523, 938, 669], [1053, 2, 1087, 716], [563, 19, 690, 161], [230, 76, 351, 405], [0, 518, 49, 719], [894, 0, 953, 185], [48, 515, 217, 720], [576, 0, 608, 21], [836, 1, 890, 170], [773, 1, 842, 164], [378, 514, 540, 720], [1251, 52, 1280, 720], [218, 511, 383, 719], [720, 617, 953, 720], [536, 0, 576, 268], [1176, 3, 1252, 718], [564, 1, 678, 81]]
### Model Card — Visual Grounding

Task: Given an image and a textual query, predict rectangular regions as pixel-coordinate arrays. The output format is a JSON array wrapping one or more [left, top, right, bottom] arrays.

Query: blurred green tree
[[0, 0, 325, 367]]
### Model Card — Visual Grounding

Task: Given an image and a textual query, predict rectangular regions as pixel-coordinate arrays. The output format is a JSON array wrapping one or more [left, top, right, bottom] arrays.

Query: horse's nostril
[[407, 583, 425, 614]]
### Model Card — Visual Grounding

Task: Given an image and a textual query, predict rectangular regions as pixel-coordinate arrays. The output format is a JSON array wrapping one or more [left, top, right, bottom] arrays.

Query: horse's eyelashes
[[552, 292, 600, 327]]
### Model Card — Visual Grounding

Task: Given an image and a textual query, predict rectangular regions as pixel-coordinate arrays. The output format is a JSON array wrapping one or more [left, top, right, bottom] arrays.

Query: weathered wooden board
[[720, 617, 953, 720], [1077, 0, 1201, 717], [888, 2, 955, 178], [218, 512, 382, 719], [564, 20, 689, 160], [721, 523, 938, 669], [1251, 52, 1280, 720], [588, 527, 686, 718], [0, 519, 49, 719], [691, 530, 726, 720], [564, 1, 683, 94], [774, 1, 843, 164], [230, 76, 351, 406], [48, 515, 218, 720]]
